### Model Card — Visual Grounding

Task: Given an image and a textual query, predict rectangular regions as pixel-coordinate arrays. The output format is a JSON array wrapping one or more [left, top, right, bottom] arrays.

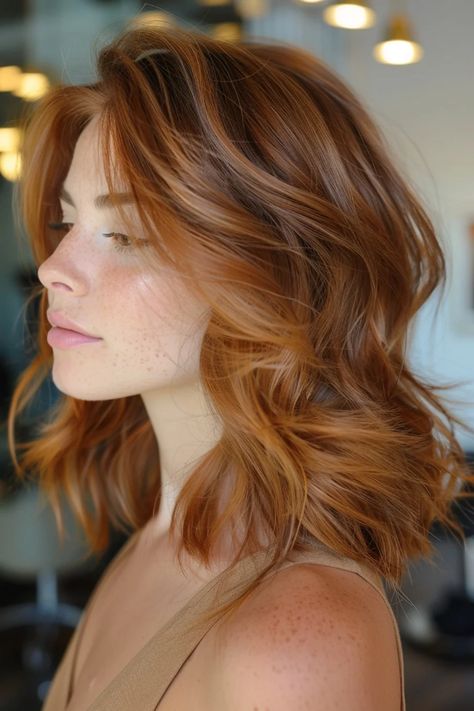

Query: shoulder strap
[[41, 530, 140, 711], [87, 544, 406, 711], [87, 546, 274, 711]]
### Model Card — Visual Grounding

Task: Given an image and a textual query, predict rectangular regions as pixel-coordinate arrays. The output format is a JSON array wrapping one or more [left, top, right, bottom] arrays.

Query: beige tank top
[[42, 530, 406, 711]]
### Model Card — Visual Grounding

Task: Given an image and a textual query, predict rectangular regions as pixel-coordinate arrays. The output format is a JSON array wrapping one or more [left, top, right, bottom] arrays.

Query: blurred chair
[[396, 451, 474, 660], [0, 483, 96, 699]]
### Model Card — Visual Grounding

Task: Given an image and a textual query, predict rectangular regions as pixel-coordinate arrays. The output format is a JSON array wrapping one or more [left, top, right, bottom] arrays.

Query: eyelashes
[[46, 222, 141, 254]]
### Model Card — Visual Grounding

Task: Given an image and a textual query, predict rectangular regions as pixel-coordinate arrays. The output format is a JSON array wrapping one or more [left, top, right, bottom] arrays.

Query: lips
[[46, 310, 101, 339]]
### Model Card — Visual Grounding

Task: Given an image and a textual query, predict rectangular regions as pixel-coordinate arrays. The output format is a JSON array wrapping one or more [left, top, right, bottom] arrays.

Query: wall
[[248, 1, 474, 448], [336, 0, 474, 448]]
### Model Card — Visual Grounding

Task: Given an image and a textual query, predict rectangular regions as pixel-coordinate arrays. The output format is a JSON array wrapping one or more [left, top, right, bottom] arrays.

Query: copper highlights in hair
[[7, 25, 474, 632]]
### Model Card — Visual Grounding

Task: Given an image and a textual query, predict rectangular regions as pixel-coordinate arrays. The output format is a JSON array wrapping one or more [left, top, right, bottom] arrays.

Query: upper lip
[[46, 310, 101, 338]]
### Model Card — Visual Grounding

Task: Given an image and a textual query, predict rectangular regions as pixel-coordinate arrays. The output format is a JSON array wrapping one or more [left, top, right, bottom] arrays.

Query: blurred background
[[0, 1, 473, 709]]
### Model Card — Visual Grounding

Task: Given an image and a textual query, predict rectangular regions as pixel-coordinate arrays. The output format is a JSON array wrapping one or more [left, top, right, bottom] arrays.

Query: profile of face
[[37, 116, 210, 401]]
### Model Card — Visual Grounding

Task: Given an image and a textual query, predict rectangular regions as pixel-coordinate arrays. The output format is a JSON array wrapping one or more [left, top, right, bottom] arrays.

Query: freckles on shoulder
[[207, 564, 401, 711]]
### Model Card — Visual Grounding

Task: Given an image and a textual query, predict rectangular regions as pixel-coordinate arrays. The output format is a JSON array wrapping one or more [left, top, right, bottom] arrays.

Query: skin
[[207, 563, 401, 710], [37, 115, 223, 540]]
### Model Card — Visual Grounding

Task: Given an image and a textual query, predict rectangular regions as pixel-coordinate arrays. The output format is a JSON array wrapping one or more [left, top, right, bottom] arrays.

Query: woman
[[8, 24, 474, 711]]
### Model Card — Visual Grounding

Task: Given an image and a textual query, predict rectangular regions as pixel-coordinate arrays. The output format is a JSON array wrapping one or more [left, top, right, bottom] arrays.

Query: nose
[[37, 234, 88, 295]]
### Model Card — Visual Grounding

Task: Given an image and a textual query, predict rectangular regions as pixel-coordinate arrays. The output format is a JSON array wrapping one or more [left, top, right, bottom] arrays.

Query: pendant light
[[127, 11, 177, 30], [0, 127, 21, 153], [0, 128, 22, 181], [323, 1, 376, 30], [0, 151, 22, 182], [373, 12, 423, 65], [210, 22, 242, 41], [11, 67, 50, 102], [0, 66, 22, 93]]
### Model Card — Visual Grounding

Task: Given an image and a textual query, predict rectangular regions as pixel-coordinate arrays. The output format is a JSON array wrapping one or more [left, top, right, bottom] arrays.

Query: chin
[[50, 370, 117, 402]]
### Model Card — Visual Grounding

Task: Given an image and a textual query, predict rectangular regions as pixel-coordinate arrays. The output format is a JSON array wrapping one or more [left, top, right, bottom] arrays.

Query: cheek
[[102, 268, 209, 367], [134, 269, 209, 333], [100, 274, 173, 348]]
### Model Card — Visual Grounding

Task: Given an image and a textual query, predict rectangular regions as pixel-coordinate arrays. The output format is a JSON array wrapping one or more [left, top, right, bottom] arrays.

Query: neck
[[141, 377, 223, 539]]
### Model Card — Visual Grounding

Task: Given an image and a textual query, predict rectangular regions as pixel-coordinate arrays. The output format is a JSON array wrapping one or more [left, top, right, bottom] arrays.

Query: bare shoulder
[[207, 561, 401, 711]]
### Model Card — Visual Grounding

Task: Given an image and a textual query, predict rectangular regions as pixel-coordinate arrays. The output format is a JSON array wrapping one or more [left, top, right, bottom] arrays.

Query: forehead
[[72, 117, 103, 162], [63, 119, 105, 186], [62, 117, 131, 200]]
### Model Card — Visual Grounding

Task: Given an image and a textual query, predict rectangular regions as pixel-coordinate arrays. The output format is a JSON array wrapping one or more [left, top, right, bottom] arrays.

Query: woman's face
[[37, 116, 210, 401]]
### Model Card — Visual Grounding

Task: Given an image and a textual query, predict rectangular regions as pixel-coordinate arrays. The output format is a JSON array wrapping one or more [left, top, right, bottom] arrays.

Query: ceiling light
[[373, 13, 423, 65], [0, 127, 21, 152], [11, 72, 50, 101], [0, 151, 22, 182], [0, 66, 22, 92], [323, 1, 376, 30], [209, 22, 242, 41], [127, 11, 176, 29]]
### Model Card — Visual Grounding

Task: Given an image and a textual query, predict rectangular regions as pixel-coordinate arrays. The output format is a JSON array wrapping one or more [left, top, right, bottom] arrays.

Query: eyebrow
[[59, 186, 135, 209]]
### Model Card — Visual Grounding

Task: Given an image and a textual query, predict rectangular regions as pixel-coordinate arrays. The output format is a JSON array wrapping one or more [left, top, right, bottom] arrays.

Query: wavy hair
[[7, 24, 474, 630]]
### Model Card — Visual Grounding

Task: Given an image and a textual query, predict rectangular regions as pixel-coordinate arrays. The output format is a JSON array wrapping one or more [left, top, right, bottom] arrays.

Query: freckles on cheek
[[108, 328, 170, 375], [99, 271, 182, 375]]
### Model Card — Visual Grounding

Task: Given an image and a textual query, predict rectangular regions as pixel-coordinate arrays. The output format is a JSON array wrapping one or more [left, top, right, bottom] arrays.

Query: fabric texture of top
[[42, 530, 406, 711]]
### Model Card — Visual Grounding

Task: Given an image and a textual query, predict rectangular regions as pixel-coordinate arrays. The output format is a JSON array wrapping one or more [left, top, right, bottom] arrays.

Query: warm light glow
[[198, 0, 232, 6], [0, 151, 22, 181], [373, 39, 423, 65], [0, 127, 21, 153], [0, 65, 22, 92], [127, 11, 176, 29], [374, 13, 423, 65], [209, 22, 242, 41], [324, 2, 376, 29], [12, 72, 50, 101], [235, 0, 269, 19]]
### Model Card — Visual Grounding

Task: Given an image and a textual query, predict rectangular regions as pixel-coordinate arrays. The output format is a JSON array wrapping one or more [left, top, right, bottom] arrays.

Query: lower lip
[[47, 327, 103, 349]]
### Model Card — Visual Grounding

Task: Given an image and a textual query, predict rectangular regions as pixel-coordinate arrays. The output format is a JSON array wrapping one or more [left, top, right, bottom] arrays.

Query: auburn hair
[[7, 24, 474, 631]]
